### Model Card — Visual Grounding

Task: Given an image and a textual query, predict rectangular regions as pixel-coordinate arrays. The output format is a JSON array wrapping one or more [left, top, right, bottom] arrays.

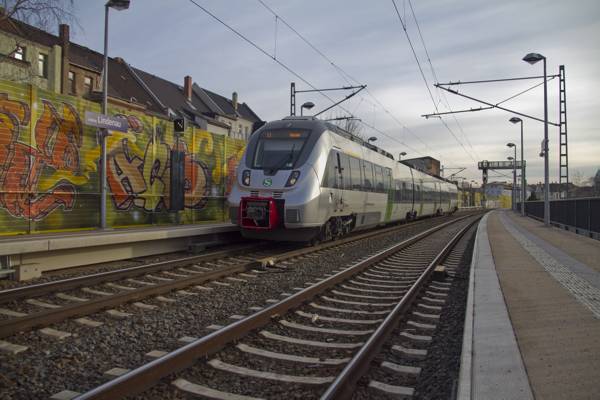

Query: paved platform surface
[[460, 210, 600, 400], [0, 223, 237, 256]]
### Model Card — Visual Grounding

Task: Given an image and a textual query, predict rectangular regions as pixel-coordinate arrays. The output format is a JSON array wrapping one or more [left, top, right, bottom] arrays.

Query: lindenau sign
[[84, 111, 128, 132]]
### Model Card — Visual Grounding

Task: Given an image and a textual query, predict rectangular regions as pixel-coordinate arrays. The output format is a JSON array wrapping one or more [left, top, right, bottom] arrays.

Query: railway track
[[0, 214, 468, 340], [71, 213, 481, 399]]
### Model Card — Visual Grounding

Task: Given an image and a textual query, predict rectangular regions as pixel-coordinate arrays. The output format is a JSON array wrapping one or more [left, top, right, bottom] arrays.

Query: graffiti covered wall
[[0, 80, 245, 235]]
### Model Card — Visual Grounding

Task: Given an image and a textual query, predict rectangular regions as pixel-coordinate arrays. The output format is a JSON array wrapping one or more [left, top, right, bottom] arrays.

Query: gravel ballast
[[0, 214, 471, 399]]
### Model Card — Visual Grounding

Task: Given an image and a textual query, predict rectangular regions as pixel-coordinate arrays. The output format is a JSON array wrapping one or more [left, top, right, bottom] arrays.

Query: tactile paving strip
[[500, 213, 600, 319]]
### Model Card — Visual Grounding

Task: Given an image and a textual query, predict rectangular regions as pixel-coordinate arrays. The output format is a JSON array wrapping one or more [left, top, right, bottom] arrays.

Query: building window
[[68, 71, 76, 94], [38, 53, 48, 78], [12, 46, 25, 60], [84, 76, 93, 93]]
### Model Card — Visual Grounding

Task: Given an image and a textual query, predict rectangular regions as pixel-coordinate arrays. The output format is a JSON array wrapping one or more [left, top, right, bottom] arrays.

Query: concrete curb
[[457, 211, 533, 400]]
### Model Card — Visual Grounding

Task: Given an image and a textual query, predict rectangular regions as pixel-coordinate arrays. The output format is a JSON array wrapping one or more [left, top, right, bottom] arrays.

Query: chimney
[[59, 24, 70, 95], [232, 91, 238, 113], [184, 76, 192, 101]]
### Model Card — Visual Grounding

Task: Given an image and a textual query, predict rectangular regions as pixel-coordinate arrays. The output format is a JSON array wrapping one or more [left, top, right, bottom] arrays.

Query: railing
[[518, 197, 600, 237]]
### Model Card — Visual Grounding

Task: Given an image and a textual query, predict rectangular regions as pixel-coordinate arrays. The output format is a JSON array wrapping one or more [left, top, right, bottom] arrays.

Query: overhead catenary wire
[[255, 0, 444, 160], [407, 0, 478, 158], [391, 0, 479, 165]]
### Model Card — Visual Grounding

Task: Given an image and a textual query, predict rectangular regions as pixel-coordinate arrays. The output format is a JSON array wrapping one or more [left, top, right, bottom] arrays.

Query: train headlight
[[285, 170, 301, 187], [242, 170, 251, 186]]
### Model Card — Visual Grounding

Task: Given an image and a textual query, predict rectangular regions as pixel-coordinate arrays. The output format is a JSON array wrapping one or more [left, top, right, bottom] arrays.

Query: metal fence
[[518, 197, 600, 237]]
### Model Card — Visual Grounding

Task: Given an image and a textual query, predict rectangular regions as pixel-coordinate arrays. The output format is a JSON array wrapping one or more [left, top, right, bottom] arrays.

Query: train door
[[333, 152, 344, 211]]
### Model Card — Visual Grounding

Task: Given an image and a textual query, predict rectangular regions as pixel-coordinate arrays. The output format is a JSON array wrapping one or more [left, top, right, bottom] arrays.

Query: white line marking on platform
[[260, 330, 363, 349], [208, 359, 334, 384], [172, 378, 263, 400]]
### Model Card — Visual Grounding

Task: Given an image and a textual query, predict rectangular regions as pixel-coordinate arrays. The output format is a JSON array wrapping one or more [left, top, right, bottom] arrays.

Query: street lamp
[[300, 101, 314, 116], [510, 116, 526, 216], [399, 151, 407, 160], [101, 0, 131, 229], [367, 137, 377, 143], [507, 143, 517, 211], [523, 52, 550, 226]]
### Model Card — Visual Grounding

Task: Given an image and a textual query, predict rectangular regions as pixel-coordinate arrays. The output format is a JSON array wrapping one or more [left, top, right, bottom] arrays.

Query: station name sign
[[84, 111, 128, 132]]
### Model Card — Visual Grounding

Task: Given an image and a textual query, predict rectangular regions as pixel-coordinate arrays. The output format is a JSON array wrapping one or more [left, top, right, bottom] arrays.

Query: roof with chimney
[[0, 14, 262, 127]]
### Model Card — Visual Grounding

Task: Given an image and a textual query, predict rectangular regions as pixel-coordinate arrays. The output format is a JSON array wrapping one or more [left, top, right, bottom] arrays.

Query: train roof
[[275, 116, 395, 161]]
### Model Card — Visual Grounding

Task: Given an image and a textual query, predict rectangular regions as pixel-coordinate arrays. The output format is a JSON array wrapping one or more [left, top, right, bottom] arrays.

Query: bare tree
[[1, 0, 76, 31], [330, 112, 365, 139]]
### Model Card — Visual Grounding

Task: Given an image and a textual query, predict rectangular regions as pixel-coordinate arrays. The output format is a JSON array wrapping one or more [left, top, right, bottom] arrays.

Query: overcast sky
[[69, 0, 600, 184]]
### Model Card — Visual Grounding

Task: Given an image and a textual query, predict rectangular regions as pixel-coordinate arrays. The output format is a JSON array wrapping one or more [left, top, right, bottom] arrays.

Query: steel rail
[[0, 243, 262, 304], [73, 213, 476, 400], [320, 215, 482, 399], [0, 214, 461, 339]]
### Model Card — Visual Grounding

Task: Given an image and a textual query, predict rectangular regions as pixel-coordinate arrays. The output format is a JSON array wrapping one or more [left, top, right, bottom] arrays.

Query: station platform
[[459, 210, 600, 400], [0, 223, 239, 281]]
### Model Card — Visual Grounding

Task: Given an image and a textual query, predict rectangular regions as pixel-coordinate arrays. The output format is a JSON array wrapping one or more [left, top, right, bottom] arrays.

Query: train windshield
[[252, 129, 310, 171]]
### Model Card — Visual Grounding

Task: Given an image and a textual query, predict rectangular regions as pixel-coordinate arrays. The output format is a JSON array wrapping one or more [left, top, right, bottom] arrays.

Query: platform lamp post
[[100, 0, 130, 229], [523, 52, 550, 226], [399, 151, 407, 160], [510, 117, 526, 216], [507, 144, 517, 211], [368, 137, 377, 143], [300, 101, 314, 116]]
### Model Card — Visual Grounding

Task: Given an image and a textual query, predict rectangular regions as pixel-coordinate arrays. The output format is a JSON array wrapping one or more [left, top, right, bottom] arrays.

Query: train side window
[[349, 157, 362, 191], [373, 165, 384, 193], [401, 182, 407, 201], [394, 180, 401, 203], [416, 185, 422, 201], [322, 151, 338, 188], [338, 153, 350, 190], [384, 168, 392, 192], [363, 161, 374, 191]]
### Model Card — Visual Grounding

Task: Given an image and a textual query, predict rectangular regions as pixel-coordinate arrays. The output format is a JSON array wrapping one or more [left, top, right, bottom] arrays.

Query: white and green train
[[228, 117, 459, 242]]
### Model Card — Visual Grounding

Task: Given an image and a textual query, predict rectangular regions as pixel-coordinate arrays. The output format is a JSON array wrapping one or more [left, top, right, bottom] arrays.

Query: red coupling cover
[[239, 196, 279, 230]]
